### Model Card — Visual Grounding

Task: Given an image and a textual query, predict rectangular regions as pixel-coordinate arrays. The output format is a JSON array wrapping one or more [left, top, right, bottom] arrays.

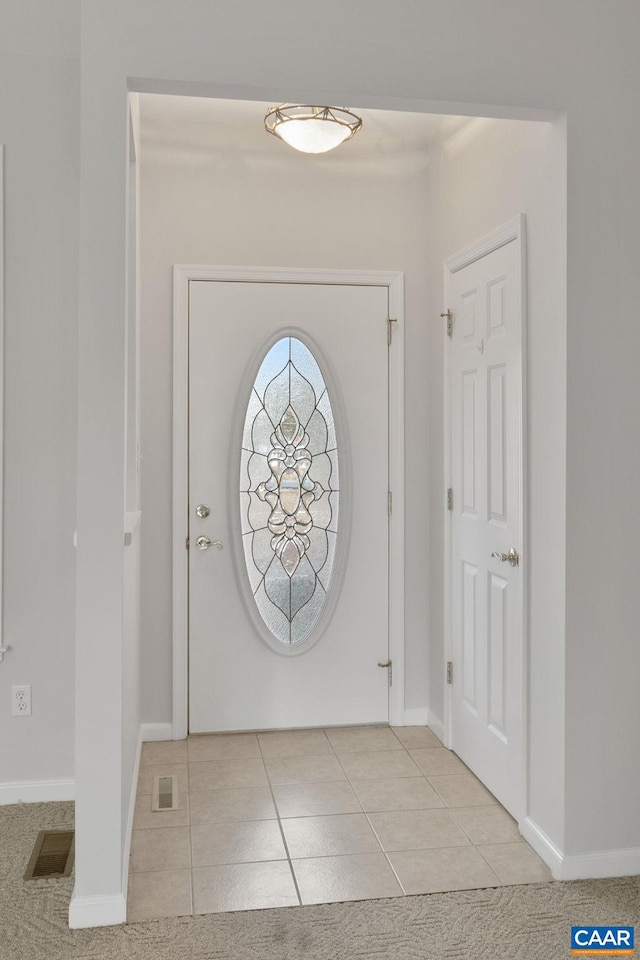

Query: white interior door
[[448, 224, 524, 818], [188, 279, 390, 733]]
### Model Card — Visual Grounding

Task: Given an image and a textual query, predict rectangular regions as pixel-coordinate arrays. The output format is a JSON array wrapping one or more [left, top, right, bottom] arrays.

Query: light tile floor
[[127, 726, 552, 921]]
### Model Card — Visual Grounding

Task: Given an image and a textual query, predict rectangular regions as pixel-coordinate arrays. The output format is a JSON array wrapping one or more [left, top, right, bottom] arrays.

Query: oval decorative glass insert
[[240, 337, 339, 646]]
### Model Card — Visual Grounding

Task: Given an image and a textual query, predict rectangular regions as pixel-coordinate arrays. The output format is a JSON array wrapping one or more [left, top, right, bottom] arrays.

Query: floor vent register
[[24, 830, 75, 881]]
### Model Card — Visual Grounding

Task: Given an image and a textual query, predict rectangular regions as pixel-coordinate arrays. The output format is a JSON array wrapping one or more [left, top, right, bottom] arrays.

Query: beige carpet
[[1, 802, 638, 960]]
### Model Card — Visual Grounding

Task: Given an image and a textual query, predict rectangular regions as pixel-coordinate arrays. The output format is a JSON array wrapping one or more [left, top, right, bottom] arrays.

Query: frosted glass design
[[240, 337, 339, 645]]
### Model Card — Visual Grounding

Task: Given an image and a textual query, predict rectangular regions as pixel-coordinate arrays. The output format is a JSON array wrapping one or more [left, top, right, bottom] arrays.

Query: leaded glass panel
[[240, 337, 339, 646]]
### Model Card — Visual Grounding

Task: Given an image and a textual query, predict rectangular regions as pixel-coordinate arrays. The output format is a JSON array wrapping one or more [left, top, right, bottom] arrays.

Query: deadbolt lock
[[195, 504, 211, 518]]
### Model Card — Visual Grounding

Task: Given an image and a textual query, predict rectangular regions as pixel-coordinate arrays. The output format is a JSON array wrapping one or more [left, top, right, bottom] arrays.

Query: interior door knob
[[490, 547, 519, 567], [196, 536, 223, 551]]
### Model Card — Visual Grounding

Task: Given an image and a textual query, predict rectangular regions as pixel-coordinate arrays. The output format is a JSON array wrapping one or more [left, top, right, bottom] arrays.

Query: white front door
[[187, 278, 391, 733], [447, 221, 525, 819]]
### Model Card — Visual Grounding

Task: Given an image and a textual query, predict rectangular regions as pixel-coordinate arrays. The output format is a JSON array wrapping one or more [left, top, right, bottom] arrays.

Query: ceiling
[[138, 94, 473, 175]]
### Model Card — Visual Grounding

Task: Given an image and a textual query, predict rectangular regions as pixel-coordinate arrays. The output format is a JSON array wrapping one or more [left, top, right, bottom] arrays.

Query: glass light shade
[[265, 105, 362, 155], [277, 118, 351, 154]]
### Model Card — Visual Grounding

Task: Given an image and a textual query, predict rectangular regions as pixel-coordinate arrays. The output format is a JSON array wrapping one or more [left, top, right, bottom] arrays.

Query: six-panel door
[[450, 238, 523, 818]]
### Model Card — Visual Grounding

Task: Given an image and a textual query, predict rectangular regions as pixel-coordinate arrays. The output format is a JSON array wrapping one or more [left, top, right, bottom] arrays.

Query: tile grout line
[[471, 837, 551, 886], [373, 737, 486, 895], [313, 728, 409, 900], [445, 803, 522, 850], [344, 734, 493, 896], [337, 734, 418, 898], [447, 804, 488, 849], [392, 737, 539, 889], [467, 839, 507, 885], [361, 806, 408, 896], [373, 737, 425, 897], [263, 727, 411, 904], [257, 733, 304, 907], [316, 728, 367, 815]]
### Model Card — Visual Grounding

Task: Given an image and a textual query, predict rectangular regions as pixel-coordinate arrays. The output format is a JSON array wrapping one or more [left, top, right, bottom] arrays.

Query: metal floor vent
[[24, 830, 75, 881], [152, 775, 179, 812]]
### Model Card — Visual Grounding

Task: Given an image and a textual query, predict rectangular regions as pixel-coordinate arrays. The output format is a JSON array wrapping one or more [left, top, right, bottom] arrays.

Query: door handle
[[196, 536, 223, 551], [490, 548, 519, 567]]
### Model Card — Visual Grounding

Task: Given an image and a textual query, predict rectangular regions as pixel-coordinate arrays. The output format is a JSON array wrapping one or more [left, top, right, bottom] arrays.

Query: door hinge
[[378, 659, 392, 685], [441, 309, 453, 338], [447, 488, 453, 511], [388, 490, 393, 516], [387, 317, 398, 346], [447, 661, 453, 684], [186, 537, 190, 549]]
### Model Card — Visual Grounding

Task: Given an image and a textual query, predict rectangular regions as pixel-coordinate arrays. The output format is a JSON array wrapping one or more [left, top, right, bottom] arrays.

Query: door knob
[[196, 536, 223, 551], [490, 547, 519, 567]]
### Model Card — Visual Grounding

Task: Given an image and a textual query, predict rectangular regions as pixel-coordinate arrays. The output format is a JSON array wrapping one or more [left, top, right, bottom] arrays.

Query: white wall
[[423, 117, 567, 849], [563, 104, 640, 861], [0, 0, 79, 796], [139, 123, 431, 724], [74, 0, 640, 925]]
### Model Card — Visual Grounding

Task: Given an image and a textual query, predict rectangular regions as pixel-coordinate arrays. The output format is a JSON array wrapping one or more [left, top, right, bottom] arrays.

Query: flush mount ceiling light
[[264, 104, 362, 154]]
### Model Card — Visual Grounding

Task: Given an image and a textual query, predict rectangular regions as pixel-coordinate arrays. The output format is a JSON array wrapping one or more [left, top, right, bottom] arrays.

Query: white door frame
[[172, 265, 405, 738], [443, 215, 528, 819]]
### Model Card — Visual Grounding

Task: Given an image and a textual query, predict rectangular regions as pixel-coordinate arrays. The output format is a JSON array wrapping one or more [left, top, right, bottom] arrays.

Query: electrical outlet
[[11, 684, 31, 717]]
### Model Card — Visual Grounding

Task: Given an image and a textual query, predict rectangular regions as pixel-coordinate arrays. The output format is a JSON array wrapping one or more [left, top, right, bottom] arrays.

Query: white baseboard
[[560, 845, 640, 880], [522, 816, 640, 881], [426, 710, 446, 745], [140, 722, 173, 742], [521, 816, 564, 878], [69, 893, 126, 929], [402, 707, 428, 726], [0, 778, 75, 806]]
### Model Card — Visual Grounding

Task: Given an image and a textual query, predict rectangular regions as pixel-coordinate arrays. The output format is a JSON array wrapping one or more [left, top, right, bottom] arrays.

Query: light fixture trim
[[264, 104, 363, 154]]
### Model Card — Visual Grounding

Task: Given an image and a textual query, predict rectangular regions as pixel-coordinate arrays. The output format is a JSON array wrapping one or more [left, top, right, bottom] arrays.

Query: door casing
[[443, 215, 528, 823], [172, 265, 405, 738]]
